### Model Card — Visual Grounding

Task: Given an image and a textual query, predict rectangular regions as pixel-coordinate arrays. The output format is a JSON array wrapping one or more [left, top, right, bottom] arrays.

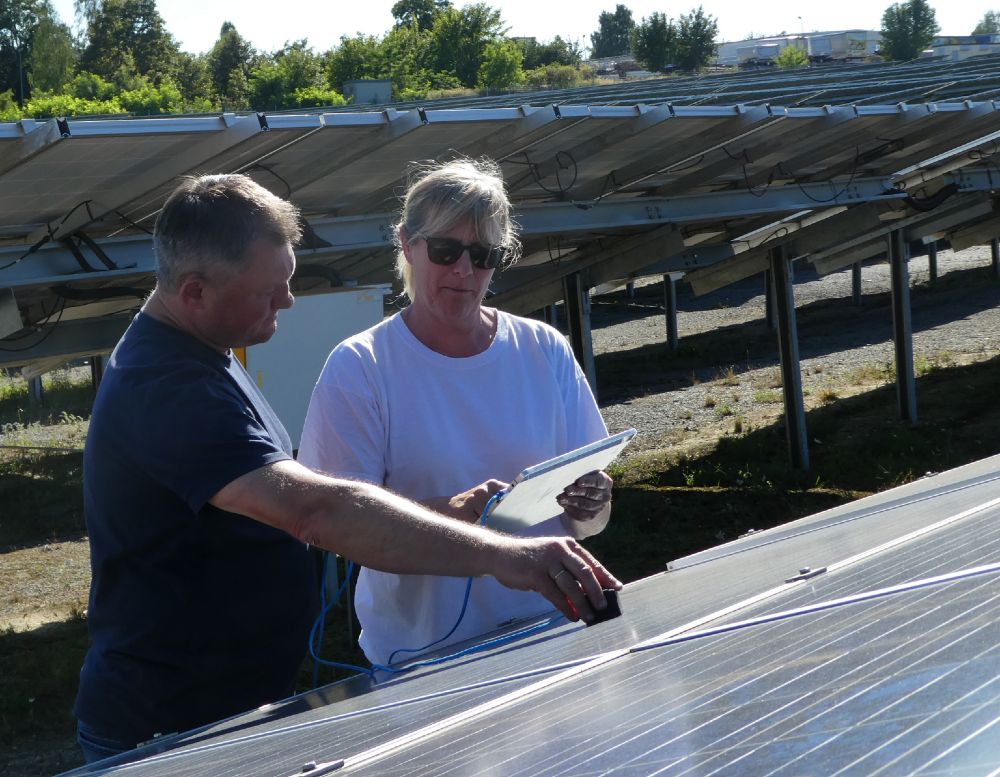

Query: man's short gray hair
[[394, 158, 521, 300], [154, 174, 302, 291]]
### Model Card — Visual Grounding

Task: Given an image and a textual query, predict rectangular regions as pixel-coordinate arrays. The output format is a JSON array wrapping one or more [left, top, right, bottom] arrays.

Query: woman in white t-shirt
[[298, 157, 615, 666]]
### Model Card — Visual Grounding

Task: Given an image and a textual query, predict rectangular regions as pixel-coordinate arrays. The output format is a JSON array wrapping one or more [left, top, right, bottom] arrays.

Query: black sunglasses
[[423, 237, 505, 270]]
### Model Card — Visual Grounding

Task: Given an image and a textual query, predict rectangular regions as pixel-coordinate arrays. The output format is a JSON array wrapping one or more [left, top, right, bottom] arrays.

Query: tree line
[[0, 0, 597, 121], [1, 0, 997, 122]]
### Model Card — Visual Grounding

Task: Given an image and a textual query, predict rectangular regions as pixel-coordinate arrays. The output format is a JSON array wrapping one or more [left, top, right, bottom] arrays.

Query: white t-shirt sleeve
[[298, 347, 386, 484]]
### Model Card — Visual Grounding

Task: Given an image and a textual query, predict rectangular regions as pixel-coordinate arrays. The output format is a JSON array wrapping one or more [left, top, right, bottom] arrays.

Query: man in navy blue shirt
[[75, 173, 620, 764]]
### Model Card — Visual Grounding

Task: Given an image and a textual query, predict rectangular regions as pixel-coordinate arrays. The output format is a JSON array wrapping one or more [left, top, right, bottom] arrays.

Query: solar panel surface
[[61, 457, 1000, 777]]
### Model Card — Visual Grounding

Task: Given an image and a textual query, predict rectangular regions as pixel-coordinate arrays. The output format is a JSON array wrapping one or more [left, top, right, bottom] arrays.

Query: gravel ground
[[591, 243, 1000, 457]]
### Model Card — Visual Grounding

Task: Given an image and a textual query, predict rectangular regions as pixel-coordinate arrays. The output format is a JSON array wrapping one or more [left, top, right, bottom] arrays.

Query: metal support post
[[90, 354, 105, 392], [889, 230, 917, 423], [769, 246, 809, 470], [541, 304, 559, 329], [28, 375, 43, 403], [764, 269, 776, 331], [927, 241, 938, 284], [992, 238, 1000, 280], [662, 274, 679, 351], [851, 262, 862, 306], [562, 271, 597, 395], [625, 281, 636, 299]]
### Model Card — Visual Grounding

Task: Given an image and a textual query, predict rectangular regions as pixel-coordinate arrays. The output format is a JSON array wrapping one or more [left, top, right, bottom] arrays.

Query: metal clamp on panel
[[784, 566, 827, 584]]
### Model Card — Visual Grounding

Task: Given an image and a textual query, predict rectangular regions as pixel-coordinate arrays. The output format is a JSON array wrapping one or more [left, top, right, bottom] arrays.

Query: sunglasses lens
[[425, 238, 461, 265], [468, 244, 503, 269], [424, 238, 503, 269]]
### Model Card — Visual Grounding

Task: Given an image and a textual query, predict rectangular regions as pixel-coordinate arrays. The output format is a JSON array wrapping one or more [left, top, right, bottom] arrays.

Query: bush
[[292, 86, 347, 109], [64, 71, 118, 101], [22, 94, 125, 119], [0, 90, 21, 121], [525, 64, 591, 89], [118, 80, 184, 115]]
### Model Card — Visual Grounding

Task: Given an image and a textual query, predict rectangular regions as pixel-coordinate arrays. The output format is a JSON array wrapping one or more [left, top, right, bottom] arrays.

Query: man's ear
[[176, 273, 209, 310]]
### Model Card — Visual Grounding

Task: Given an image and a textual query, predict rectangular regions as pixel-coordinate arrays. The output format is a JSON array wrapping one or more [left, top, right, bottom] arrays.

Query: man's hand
[[557, 469, 613, 539], [491, 535, 622, 623], [424, 479, 508, 523]]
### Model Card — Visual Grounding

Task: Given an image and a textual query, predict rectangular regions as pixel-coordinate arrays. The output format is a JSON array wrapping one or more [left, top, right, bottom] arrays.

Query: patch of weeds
[[914, 354, 935, 376], [714, 403, 734, 419], [754, 389, 782, 404], [817, 387, 839, 403], [733, 416, 744, 434], [716, 365, 739, 386], [847, 361, 894, 385], [704, 395, 717, 409]]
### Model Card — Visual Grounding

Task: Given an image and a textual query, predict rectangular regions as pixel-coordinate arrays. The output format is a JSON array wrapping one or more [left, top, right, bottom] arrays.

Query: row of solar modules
[[298, 53, 1000, 115], [63, 453, 1000, 776]]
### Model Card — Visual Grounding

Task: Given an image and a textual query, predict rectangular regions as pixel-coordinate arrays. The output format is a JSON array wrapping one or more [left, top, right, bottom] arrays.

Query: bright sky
[[50, 0, 982, 55]]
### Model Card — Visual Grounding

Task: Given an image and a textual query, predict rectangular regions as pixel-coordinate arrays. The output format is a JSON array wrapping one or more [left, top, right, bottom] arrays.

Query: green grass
[[589, 354, 1000, 582]]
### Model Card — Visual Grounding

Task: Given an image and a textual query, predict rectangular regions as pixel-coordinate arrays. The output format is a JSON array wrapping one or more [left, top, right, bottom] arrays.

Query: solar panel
[[60, 455, 1000, 777]]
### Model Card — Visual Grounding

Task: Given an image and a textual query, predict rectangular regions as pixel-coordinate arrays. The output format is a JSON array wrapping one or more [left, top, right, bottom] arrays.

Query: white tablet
[[484, 428, 637, 535]]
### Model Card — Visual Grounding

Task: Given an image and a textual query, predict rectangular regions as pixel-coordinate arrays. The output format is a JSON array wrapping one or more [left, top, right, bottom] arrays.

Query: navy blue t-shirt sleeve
[[120, 361, 291, 515]]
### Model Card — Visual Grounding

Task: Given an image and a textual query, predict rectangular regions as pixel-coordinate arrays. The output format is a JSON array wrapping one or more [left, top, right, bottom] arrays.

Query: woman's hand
[[557, 469, 613, 539], [424, 479, 508, 523]]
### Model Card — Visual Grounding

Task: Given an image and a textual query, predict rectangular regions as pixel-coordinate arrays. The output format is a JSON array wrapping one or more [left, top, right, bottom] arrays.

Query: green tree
[[173, 51, 212, 106], [64, 69, 116, 99], [25, 5, 76, 93], [880, 0, 939, 61], [774, 44, 809, 68], [325, 34, 384, 90], [79, 0, 178, 84], [248, 40, 323, 111], [631, 12, 675, 72], [380, 23, 437, 96], [674, 6, 718, 70], [477, 38, 524, 90], [206, 22, 255, 108], [391, 0, 451, 30], [516, 35, 582, 70], [972, 10, 1000, 34], [429, 3, 504, 87], [0, 0, 44, 106], [590, 4, 635, 58]]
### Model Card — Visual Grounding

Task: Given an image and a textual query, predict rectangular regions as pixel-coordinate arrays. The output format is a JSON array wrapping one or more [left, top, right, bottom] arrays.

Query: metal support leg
[[889, 230, 917, 423], [927, 242, 938, 284], [851, 262, 862, 306], [992, 238, 1000, 280], [562, 271, 597, 395], [90, 354, 105, 393], [625, 281, 636, 299], [28, 375, 43, 403], [662, 274, 679, 351], [769, 247, 809, 471], [540, 304, 558, 329], [764, 270, 777, 331]]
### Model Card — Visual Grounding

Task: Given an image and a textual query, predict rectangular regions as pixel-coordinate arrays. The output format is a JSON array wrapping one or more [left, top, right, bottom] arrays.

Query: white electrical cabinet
[[240, 286, 389, 448]]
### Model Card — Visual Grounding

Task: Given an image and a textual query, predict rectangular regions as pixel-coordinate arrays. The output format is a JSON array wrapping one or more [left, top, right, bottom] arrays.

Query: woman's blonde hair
[[394, 157, 521, 300]]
